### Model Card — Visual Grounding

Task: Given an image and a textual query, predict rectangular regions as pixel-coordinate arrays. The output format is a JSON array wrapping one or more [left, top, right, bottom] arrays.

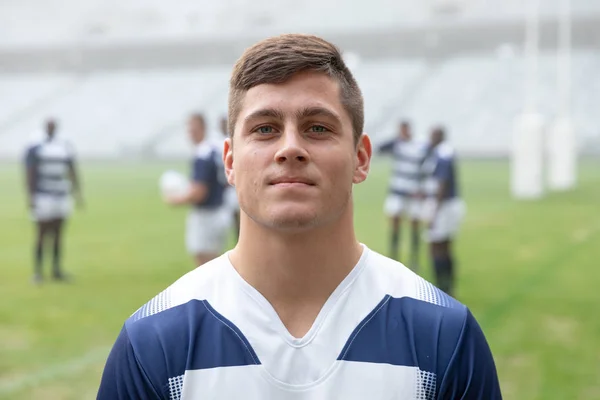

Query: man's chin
[[264, 207, 321, 233], [270, 217, 319, 233]]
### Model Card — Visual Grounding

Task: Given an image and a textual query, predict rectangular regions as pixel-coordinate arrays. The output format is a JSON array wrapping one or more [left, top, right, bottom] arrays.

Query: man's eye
[[257, 126, 273, 134], [310, 125, 328, 133]]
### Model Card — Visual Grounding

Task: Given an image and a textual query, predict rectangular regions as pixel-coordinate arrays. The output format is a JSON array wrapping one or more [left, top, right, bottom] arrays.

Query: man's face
[[224, 71, 371, 233], [430, 129, 444, 147], [188, 117, 205, 144], [46, 120, 56, 138], [399, 123, 411, 140]]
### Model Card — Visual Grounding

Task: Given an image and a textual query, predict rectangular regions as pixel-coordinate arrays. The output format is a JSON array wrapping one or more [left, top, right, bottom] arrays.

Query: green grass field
[[0, 159, 599, 399]]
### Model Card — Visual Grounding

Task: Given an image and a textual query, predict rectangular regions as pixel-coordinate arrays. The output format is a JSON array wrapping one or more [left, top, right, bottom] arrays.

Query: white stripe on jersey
[[38, 179, 71, 193], [180, 363, 435, 399], [388, 139, 428, 195], [32, 139, 74, 196], [39, 162, 69, 176]]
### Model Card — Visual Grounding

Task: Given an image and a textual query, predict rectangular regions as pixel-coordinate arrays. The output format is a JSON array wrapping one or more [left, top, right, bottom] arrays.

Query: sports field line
[[0, 345, 111, 397]]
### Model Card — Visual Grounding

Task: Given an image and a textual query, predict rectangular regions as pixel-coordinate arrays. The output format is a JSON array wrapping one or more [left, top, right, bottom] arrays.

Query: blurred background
[[0, 0, 599, 398]]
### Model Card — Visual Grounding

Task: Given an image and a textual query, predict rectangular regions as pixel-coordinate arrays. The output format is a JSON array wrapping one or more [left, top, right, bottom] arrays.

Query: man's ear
[[223, 137, 235, 187], [353, 134, 372, 184]]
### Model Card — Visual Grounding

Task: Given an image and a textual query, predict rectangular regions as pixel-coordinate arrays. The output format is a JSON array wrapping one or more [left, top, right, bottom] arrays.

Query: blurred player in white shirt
[[23, 118, 83, 284], [378, 121, 428, 270]]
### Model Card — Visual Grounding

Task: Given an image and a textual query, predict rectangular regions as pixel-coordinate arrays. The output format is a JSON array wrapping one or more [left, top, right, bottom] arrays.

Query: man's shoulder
[[435, 142, 455, 161], [121, 255, 259, 377], [24, 143, 40, 156], [366, 254, 500, 397], [347, 249, 472, 375], [124, 256, 227, 334], [364, 250, 469, 337], [34, 139, 75, 158], [194, 141, 218, 161], [367, 250, 465, 310]]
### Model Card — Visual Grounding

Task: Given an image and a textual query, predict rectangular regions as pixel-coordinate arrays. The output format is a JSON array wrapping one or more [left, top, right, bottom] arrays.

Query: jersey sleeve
[[24, 146, 37, 169], [97, 326, 164, 400], [191, 155, 213, 184], [433, 157, 453, 182], [377, 139, 395, 154], [438, 309, 502, 399], [65, 141, 76, 162]]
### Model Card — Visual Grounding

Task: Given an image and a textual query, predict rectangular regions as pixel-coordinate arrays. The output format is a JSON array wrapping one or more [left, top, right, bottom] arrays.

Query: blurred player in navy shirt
[[165, 113, 230, 267], [422, 127, 466, 297], [219, 115, 240, 240]]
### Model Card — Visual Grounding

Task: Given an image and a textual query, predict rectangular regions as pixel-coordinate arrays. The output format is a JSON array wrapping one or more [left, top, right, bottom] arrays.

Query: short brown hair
[[189, 113, 205, 127], [228, 34, 364, 144]]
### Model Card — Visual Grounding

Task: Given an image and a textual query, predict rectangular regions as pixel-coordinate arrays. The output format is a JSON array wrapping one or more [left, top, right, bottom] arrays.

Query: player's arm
[[437, 310, 502, 399], [430, 158, 451, 225], [435, 174, 449, 204], [23, 147, 37, 209], [97, 326, 164, 400], [166, 157, 210, 205], [377, 139, 395, 154], [414, 151, 430, 200], [67, 158, 84, 208], [167, 182, 208, 205]]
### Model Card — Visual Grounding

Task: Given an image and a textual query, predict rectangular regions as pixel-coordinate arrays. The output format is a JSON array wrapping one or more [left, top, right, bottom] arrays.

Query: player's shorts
[[32, 194, 72, 222], [224, 187, 239, 212], [186, 206, 231, 255], [383, 194, 422, 219], [422, 197, 466, 243]]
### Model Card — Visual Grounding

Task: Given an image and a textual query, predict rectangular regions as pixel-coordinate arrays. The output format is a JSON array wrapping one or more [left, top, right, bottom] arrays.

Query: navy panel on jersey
[[338, 295, 501, 399], [437, 307, 502, 399], [338, 295, 465, 374], [433, 157, 459, 199], [24, 145, 38, 168], [129, 299, 260, 371], [97, 327, 163, 400], [24, 141, 74, 197], [190, 146, 227, 209], [99, 299, 261, 399]]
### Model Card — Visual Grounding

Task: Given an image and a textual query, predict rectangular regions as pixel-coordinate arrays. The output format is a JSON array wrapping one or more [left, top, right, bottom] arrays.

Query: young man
[[24, 118, 83, 284], [378, 120, 428, 270], [164, 113, 230, 267], [98, 35, 501, 399], [219, 115, 241, 240], [422, 127, 466, 297]]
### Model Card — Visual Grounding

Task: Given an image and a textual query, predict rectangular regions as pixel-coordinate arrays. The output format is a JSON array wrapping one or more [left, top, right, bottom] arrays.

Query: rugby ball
[[159, 170, 190, 198]]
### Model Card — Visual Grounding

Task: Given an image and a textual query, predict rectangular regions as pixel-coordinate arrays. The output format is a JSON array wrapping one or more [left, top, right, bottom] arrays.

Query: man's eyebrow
[[295, 106, 342, 124], [243, 108, 285, 124]]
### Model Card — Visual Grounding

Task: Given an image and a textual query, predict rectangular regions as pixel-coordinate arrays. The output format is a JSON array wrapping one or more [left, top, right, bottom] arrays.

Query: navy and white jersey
[[24, 139, 75, 197], [191, 142, 227, 209], [98, 246, 501, 399], [423, 143, 460, 200], [378, 138, 429, 196]]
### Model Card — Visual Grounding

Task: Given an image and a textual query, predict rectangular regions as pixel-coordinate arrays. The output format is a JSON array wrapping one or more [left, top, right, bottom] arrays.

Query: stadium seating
[[1, 51, 599, 160], [2, 0, 599, 48]]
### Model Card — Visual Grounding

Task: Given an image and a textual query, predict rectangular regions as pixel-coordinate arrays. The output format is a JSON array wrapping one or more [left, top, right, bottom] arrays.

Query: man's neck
[[228, 207, 363, 338]]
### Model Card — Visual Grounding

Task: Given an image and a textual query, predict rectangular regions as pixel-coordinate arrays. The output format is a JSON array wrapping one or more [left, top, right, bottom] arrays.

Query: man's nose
[[274, 129, 310, 164]]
